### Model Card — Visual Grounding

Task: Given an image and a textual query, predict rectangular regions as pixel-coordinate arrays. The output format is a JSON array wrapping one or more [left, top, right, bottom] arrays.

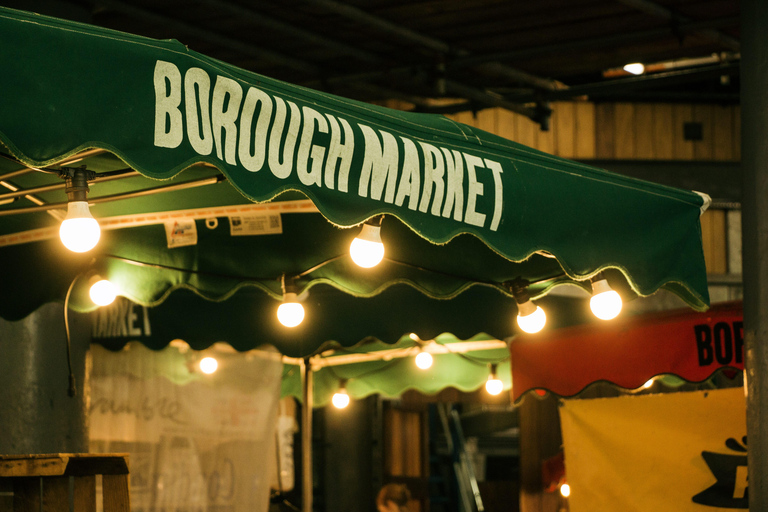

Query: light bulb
[[415, 351, 433, 370], [89, 279, 117, 306], [485, 376, 504, 395], [332, 389, 350, 409], [277, 292, 305, 327], [560, 483, 571, 498], [590, 279, 622, 320], [60, 201, 100, 252], [350, 223, 384, 268], [516, 300, 546, 334], [643, 378, 654, 389], [199, 356, 218, 374], [623, 62, 645, 75]]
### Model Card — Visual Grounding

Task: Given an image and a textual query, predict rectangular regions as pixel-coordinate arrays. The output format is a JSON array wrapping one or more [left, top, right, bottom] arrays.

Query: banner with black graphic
[[560, 387, 747, 512]]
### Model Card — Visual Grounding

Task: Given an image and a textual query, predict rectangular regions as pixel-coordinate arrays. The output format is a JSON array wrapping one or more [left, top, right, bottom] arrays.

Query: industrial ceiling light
[[590, 274, 622, 320], [59, 167, 100, 253], [332, 380, 350, 409], [277, 275, 305, 327], [89, 277, 117, 306], [623, 62, 645, 75], [349, 216, 384, 268], [510, 280, 546, 334], [485, 364, 504, 395]]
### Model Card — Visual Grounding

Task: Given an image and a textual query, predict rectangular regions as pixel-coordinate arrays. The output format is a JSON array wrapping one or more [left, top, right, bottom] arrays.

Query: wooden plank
[[713, 105, 734, 161], [613, 103, 636, 159], [516, 113, 538, 149], [74, 475, 96, 512], [574, 102, 596, 159], [537, 119, 555, 154], [42, 476, 68, 512], [102, 475, 130, 512], [634, 103, 655, 159], [475, 108, 497, 134], [693, 104, 715, 161], [12, 478, 40, 512], [0, 456, 68, 477], [734, 105, 741, 157], [595, 103, 615, 158], [553, 102, 575, 158], [496, 108, 517, 142], [672, 104, 694, 160], [386, 409, 404, 475], [652, 104, 674, 159], [709, 209, 728, 274], [404, 412, 422, 477]]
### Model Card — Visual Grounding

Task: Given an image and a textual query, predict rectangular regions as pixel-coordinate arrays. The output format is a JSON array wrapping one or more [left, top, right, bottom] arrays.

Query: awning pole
[[301, 357, 313, 512]]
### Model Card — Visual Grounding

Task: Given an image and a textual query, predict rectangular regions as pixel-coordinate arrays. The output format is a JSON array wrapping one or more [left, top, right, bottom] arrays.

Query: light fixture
[[560, 483, 571, 498], [59, 167, 100, 253], [485, 364, 504, 395], [623, 62, 645, 75], [332, 381, 350, 409], [199, 356, 218, 374], [415, 349, 433, 370], [643, 378, 654, 389], [510, 280, 546, 334], [89, 277, 117, 306], [590, 275, 622, 320], [349, 216, 385, 268], [277, 275, 305, 327]]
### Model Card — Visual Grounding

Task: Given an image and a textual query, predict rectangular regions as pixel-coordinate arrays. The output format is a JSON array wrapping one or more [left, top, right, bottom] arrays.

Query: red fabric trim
[[511, 301, 743, 401]]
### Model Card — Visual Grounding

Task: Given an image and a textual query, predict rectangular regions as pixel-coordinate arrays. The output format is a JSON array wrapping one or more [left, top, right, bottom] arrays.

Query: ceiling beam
[[616, 0, 740, 51]]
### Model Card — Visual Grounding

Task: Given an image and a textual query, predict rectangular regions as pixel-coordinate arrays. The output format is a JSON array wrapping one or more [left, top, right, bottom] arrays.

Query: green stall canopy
[[0, 7, 710, 348]]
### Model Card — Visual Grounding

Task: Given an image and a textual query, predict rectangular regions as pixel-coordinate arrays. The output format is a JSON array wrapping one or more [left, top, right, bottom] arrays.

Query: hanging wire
[[63, 272, 88, 397]]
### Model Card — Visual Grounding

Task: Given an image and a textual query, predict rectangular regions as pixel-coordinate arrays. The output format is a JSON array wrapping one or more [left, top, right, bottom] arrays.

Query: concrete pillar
[[0, 303, 90, 454], [741, 0, 768, 509]]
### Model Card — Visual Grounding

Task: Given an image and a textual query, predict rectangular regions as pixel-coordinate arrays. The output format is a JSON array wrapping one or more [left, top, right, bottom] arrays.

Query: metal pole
[[741, 1, 767, 510], [301, 357, 314, 512]]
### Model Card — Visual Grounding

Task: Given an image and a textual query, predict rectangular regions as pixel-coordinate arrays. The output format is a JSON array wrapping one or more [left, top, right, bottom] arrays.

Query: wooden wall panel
[[672, 104, 695, 160], [634, 103, 655, 159], [652, 104, 675, 159], [574, 102, 596, 159], [497, 108, 517, 143], [613, 103, 636, 159], [701, 209, 728, 274], [713, 105, 734, 161], [693, 104, 715, 161], [553, 101, 575, 158], [595, 103, 616, 159]]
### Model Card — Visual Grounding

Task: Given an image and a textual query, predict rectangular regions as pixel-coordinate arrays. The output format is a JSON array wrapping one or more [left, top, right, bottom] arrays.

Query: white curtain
[[89, 343, 284, 512]]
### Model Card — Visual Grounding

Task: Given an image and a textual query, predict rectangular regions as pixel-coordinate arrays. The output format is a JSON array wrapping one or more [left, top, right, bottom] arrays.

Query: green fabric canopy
[[0, 7, 710, 355]]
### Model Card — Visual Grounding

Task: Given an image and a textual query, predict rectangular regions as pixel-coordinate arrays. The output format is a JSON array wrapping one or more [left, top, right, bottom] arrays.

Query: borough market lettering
[[153, 60, 504, 231]]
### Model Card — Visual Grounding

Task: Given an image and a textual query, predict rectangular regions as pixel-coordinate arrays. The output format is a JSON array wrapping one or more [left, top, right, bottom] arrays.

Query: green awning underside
[[0, 7, 710, 356]]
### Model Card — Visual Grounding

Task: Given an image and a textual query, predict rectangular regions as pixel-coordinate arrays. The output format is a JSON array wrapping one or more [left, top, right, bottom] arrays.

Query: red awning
[[510, 301, 743, 401]]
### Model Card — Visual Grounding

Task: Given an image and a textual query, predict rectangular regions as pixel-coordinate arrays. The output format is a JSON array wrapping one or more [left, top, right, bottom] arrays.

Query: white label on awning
[[165, 219, 198, 248], [229, 213, 283, 236]]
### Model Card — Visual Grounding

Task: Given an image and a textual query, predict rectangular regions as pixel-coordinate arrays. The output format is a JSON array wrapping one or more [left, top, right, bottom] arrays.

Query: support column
[[0, 303, 90, 454], [741, 1, 768, 509], [301, 358, 314, 512]]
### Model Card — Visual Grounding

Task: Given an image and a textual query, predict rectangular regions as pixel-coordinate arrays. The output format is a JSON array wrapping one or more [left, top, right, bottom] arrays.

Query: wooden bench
[[0, 454, 129, 512]]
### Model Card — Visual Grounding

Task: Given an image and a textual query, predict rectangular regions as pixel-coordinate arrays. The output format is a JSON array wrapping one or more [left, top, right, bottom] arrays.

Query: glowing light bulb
[[332, 389, 350, 409], [485, 376, 504, 395], [89, 279, 117, 306], [560, 483, 571, 498], [277, 292, 305, 327], [415, 351, 433, 370], [590, 279, 622, 320], [516, 300, 546, 334], [199, 357, 218, 374], [350, 223, 384, 268], [643, 378, 654, 389], [623, 62, 645, 75], [59, 201, 100, 252]]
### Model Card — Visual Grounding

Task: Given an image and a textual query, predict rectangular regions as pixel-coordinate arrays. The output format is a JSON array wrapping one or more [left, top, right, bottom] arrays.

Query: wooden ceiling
[[4, 0, 740, 123]]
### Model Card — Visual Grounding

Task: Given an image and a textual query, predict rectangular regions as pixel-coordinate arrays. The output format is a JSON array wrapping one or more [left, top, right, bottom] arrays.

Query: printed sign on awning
[[560, 387, 747, 512], [511, 301, 743, 400]]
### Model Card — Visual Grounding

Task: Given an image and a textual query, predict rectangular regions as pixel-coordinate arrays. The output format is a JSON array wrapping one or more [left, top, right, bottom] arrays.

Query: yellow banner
[[560, 388, 747, 512]]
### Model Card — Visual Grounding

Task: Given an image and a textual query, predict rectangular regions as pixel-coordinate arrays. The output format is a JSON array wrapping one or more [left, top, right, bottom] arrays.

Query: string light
[[560, 483, 571, 498], [485, 364, 503, 395], [199, 356, 218, 374], [89, 277, 117, 306], [277, 276, 305, 327], [590, 275, 622, 320], [350, 217, 384, 268], [623, 62, 645, 75], [415, 350, 433, 370], [59, 167, 100, 253], [510, 280, 546, 334], [332, 381, 350, 409]]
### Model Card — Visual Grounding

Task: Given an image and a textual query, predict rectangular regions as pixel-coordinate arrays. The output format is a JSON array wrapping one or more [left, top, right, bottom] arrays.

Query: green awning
[[0, 7, 709, 347]]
